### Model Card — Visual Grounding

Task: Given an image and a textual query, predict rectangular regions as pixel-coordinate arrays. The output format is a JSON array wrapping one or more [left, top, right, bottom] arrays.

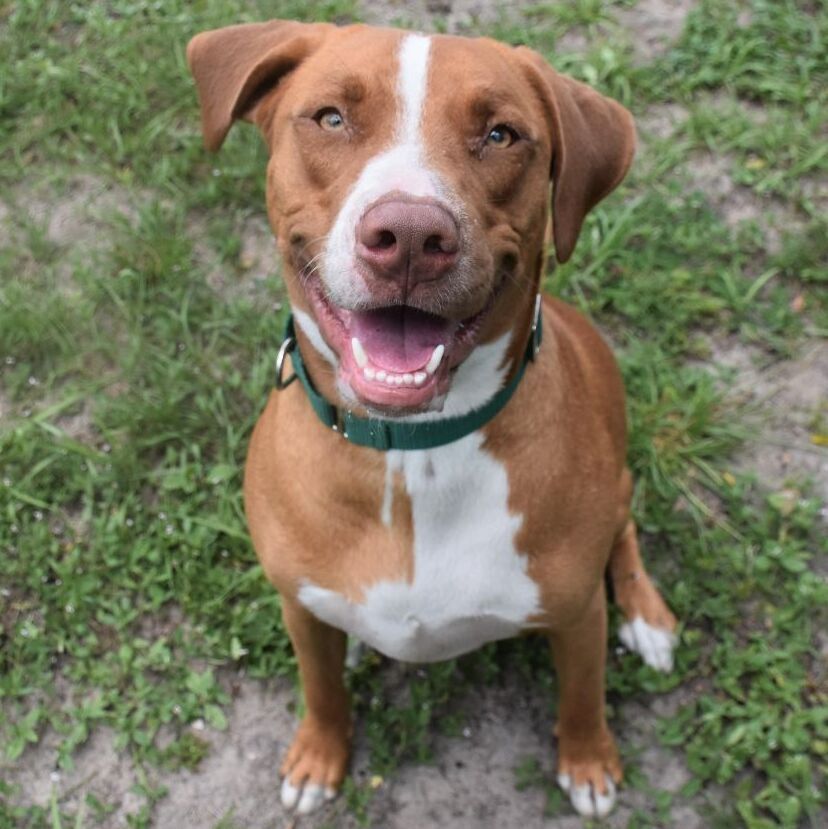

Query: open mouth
[[305, 279, 494, 413]]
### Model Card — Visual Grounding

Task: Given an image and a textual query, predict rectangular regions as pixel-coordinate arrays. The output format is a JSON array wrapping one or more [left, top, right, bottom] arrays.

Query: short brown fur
[[189, 20, 677, 816]]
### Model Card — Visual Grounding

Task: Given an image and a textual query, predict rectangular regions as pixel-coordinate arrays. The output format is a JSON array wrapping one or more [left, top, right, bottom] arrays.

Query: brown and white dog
[[188, 20, 678, 819]]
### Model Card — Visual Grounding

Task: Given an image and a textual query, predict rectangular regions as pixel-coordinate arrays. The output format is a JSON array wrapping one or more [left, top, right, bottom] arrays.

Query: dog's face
[[188, 22, 634, 415]]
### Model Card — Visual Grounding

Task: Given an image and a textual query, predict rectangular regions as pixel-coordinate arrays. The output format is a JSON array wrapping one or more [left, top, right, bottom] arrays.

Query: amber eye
[[486, 124, 518, 148], [315, 107, 345, 131]]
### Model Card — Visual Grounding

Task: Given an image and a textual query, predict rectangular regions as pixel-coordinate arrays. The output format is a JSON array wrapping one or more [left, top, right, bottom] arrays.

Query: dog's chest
[[298, 432, 541, 662]]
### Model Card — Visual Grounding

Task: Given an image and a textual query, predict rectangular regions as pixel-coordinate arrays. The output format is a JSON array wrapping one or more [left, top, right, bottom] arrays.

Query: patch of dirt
[[614, 0, 695, 63], [636, 102, 690, 141], [0, 198, 9, 236], [2, 727, 146, 826], [190, 213, 282, 309], [56, 401, 98, 444], [711, 338, 828, 504], [357, 0, 536, 34], [1, 173, 137, 292], [6, 665, 705, 828], [801, 174, 828, 215], [0, 388, 12, 425], [12, 174, 135, 250], [688, 153, 804, 253]]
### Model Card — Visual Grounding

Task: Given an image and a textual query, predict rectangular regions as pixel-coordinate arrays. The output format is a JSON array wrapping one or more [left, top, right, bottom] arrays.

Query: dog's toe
[[558, 772, 616, 818], [281, 777, 336, 815], [619, 615, 677, 672], [280, 777, 301, 810]]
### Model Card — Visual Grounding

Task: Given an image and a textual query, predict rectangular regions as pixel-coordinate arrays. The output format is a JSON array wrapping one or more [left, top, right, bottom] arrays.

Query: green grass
[[1, 1, 827, 827]]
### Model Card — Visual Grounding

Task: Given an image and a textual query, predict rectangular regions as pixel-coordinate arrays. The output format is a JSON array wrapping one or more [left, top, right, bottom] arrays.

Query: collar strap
[[275, 294, 542, 452]]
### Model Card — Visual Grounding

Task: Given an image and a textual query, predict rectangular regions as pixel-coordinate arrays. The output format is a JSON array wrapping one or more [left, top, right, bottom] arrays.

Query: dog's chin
[[303, 277, 498, 416]]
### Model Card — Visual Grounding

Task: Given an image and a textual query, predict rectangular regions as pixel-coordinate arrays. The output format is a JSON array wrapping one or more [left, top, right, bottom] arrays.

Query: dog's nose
[[356, 199, 459, 287]]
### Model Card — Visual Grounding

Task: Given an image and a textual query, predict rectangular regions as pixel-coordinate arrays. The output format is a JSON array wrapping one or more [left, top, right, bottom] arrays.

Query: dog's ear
[[187, 20, 331, 152], [515, 48, 636, 263]]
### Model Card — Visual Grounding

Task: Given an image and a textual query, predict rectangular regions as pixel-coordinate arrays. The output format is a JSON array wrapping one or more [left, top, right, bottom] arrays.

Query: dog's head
[[188, 22, 634, 416]]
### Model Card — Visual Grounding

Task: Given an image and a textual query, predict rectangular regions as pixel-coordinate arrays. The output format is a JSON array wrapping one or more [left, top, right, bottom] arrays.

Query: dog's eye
[[315, 107, 345, 132], [485, 124, 518, 148]]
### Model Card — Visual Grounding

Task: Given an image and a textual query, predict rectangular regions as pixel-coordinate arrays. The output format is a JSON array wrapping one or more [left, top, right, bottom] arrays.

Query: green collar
[[275, 295, 542, 451]]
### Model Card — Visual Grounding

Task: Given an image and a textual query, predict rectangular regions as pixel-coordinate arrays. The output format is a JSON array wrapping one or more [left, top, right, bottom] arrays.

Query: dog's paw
[[618, 615, 677, 673], [556, 728, 622, 818], [280, 719, 349, 815], [557, 771, 616, 818]]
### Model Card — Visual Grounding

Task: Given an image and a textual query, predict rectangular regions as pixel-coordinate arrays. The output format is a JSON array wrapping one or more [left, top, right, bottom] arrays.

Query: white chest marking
[[298, 431, 542, 662], [298, 333, 541, 662]]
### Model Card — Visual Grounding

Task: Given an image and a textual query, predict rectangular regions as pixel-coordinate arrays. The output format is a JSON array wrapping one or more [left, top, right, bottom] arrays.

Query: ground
[[0, 1, 826, 828]]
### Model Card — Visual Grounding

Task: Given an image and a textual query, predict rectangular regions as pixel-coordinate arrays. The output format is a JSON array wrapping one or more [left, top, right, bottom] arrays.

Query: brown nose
[[356, 199, 459, 287]]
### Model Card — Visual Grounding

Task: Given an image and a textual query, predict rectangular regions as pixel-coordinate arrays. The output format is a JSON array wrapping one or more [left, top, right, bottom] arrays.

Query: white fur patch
[[280, 778, 336, 815], [558, 773, 617, 818], [381, 451, 400, 527], [401, 331, 512, 421], [293, 306, 338, 366], [298, 422, 541, 663], [323, 34, 441, 307], [618, 616, 677, 673], [398, 34, 431, 144]]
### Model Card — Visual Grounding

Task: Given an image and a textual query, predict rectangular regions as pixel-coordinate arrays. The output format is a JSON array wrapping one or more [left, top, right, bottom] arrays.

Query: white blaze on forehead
[[322, 34, 441, 308], [397, 34, 431, 149]]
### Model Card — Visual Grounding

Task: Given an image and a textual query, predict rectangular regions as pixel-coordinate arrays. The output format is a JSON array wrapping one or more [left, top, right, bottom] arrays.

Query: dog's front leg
[[549, 584, 622, 818], [279, 597, 351, 815]]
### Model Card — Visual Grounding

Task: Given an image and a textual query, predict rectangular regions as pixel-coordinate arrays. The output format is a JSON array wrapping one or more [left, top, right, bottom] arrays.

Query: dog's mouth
[[305, 279, 497, 413]]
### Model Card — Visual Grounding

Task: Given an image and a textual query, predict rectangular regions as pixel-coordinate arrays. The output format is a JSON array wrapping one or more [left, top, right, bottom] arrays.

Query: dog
[[187, 20, 678, 819]]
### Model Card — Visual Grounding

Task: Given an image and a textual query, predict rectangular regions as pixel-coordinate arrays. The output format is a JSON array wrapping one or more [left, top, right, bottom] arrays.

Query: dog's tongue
[[349, 306, 455, 372]]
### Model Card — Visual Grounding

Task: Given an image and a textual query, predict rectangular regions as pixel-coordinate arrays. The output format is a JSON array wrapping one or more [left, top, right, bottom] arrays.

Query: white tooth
[[351, 338, 368, 368], [394, 375, 404, 385], [385, 375, 396, 386], [414, 372, 426, 386], [364, 367, 375, 381], [425, 344, 445, 375], [402, 373, 414, 385], [376, 370, 387, 381]]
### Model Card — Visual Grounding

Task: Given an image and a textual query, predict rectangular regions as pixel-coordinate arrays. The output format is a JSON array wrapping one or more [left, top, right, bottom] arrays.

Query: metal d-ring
[[530, 293, 542, 360], [275, 336, 298, 390]]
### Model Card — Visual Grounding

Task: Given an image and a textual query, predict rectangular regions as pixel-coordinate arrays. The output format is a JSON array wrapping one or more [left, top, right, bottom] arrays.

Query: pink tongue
[[349, 307, 455, 372]]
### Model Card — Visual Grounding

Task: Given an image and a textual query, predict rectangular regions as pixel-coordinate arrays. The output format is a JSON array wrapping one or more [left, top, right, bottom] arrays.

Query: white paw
[[557, 772, 617, 817], [280, 777, 336, 815], [618, 616, 677, 672]]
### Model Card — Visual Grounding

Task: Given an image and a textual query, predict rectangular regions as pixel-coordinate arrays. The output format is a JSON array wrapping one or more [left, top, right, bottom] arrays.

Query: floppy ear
[[186, 20, 331, 152], [516, 48, 636, 263]]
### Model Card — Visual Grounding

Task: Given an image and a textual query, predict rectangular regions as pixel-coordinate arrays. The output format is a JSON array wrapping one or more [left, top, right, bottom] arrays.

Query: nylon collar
[[275, 294, 542, 451]]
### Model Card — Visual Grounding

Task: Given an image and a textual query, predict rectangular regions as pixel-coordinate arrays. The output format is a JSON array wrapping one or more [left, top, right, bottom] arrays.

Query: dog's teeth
[[385, 374, 396, 386], [364, 367, 375, 381], [414, 372, 426, 386], [351, 337, 368, 368], [425, 344, 444, 375], [402, 373, 414, 385], [394, 375, 404, 385], [376, 370, 387, 381]]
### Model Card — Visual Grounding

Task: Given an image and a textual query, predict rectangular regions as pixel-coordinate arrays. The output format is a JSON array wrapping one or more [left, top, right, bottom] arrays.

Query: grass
[[1, 0, 826, 827]]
